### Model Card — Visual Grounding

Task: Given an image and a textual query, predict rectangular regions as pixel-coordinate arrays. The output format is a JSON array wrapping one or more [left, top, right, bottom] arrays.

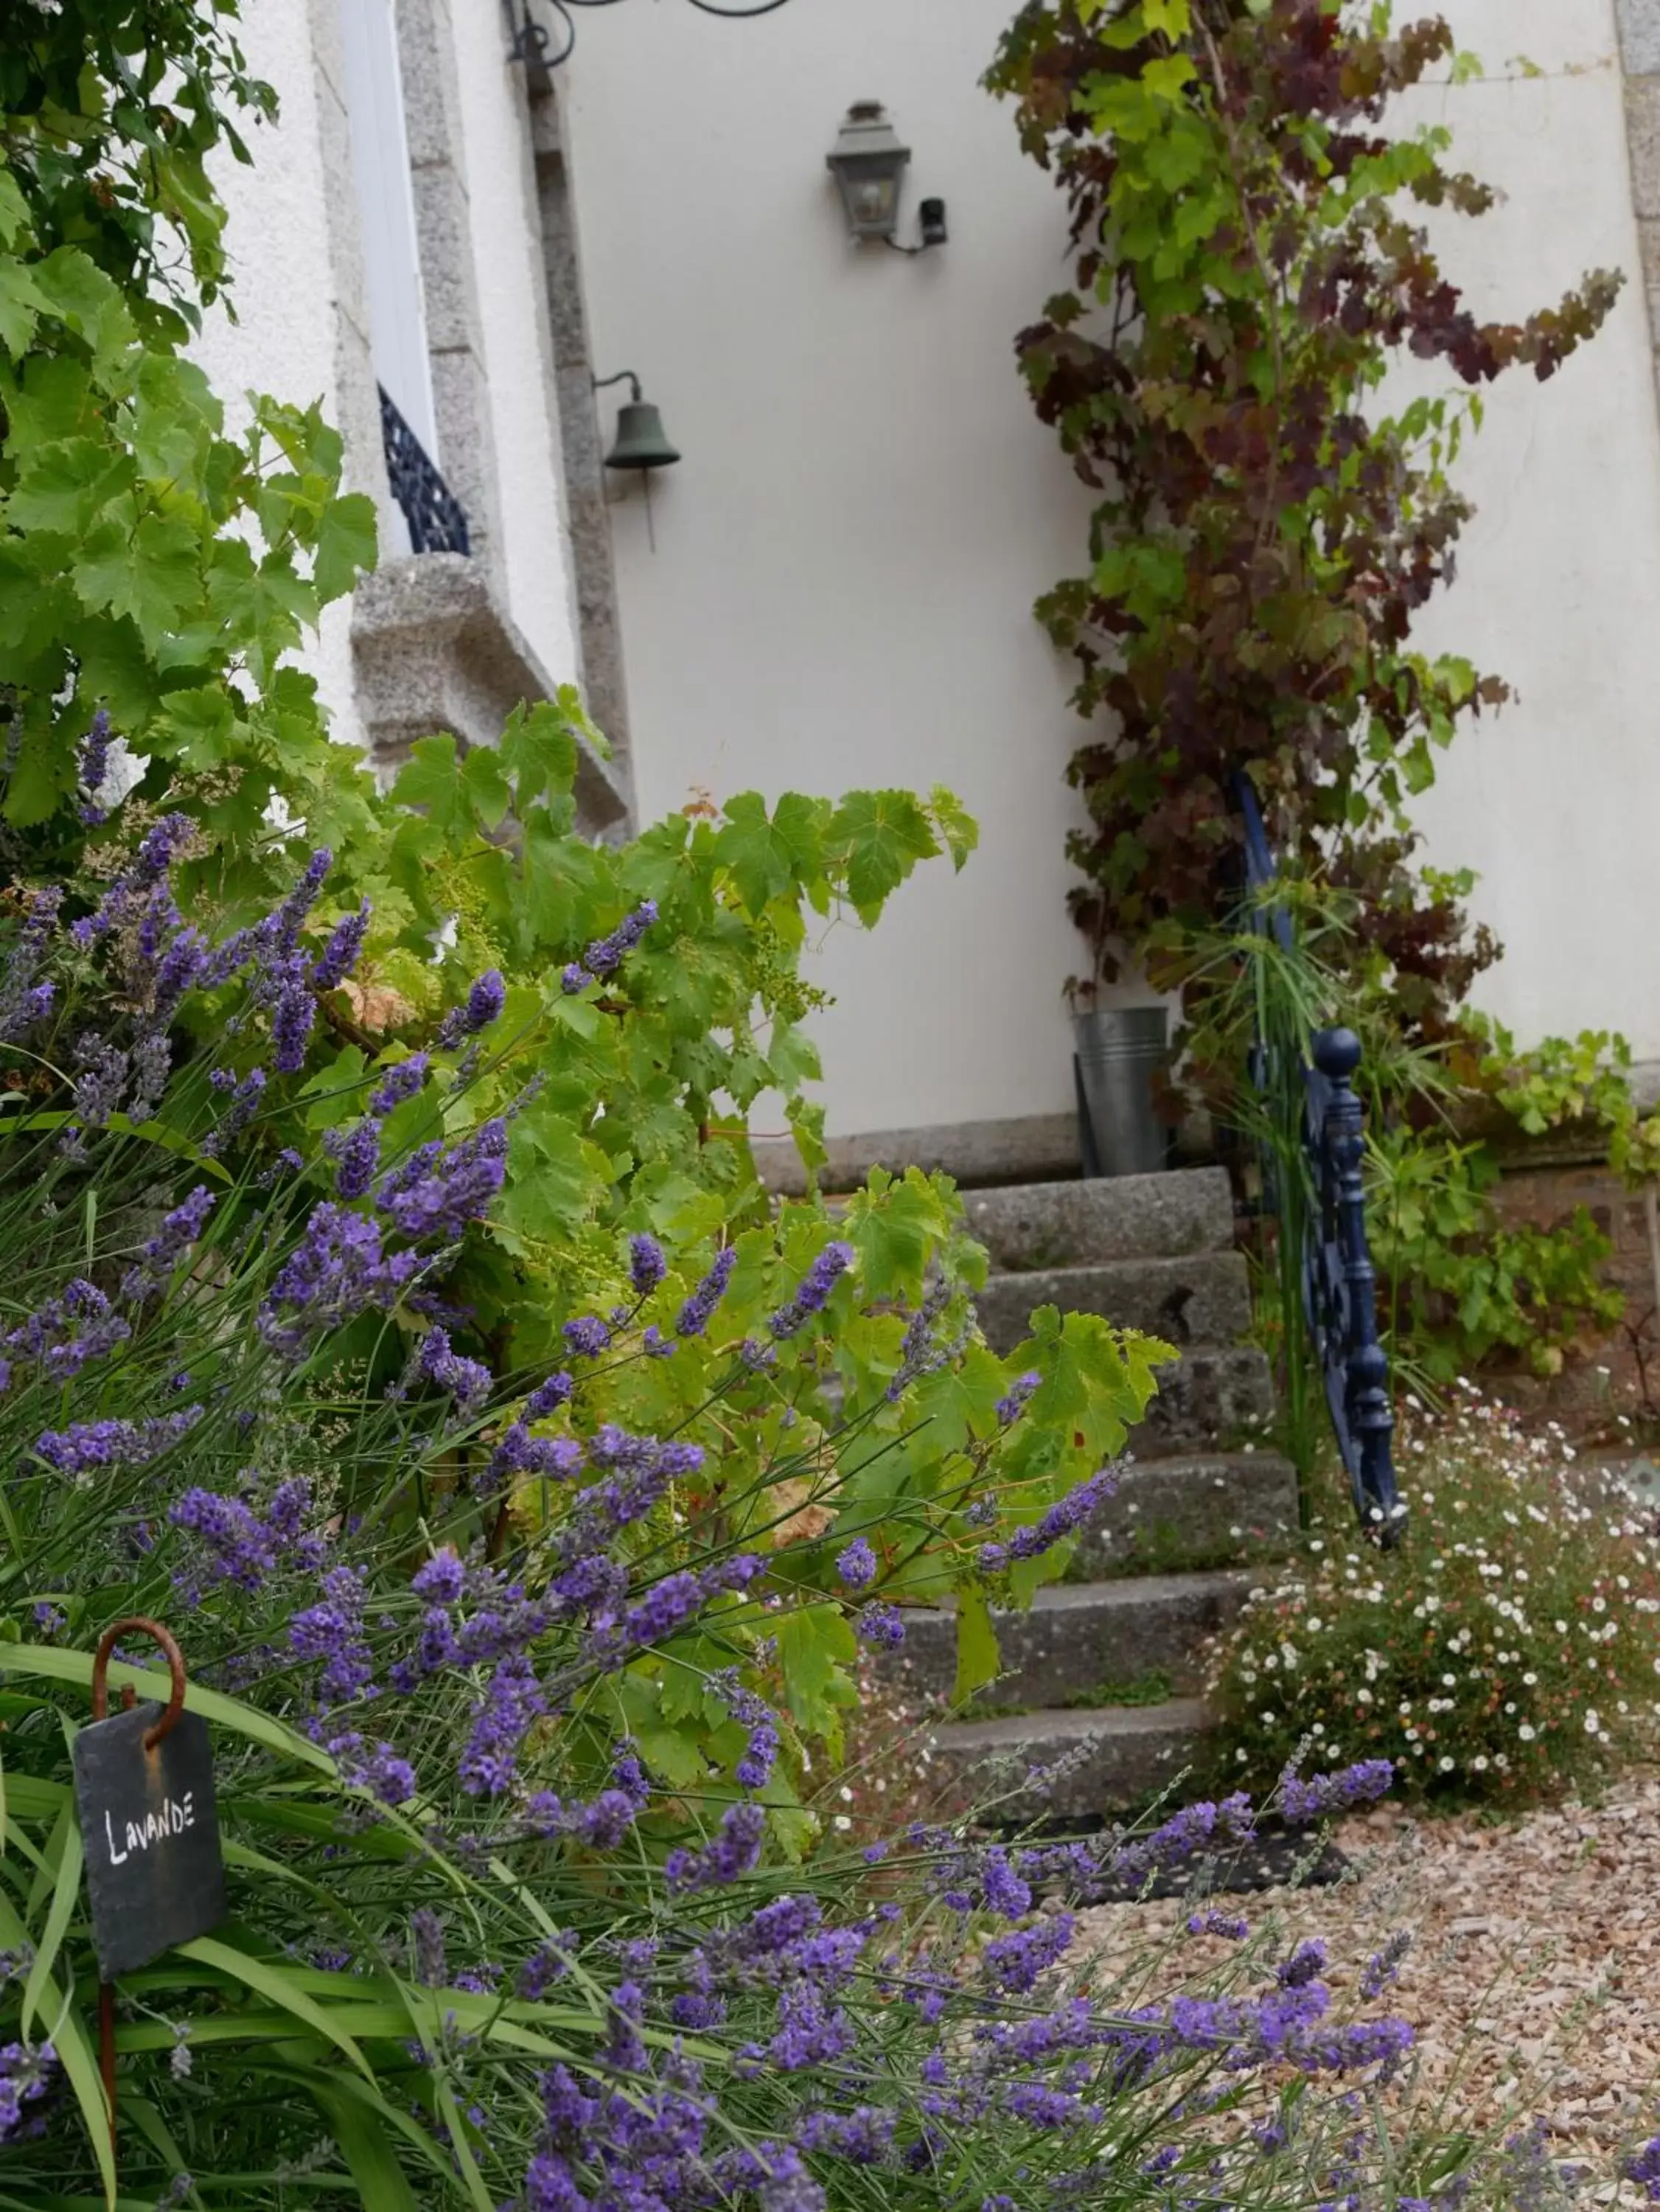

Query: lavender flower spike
[[436, 968, 507, 1051], [676, 1245, 736, 1338], [0, 886, 61, 1042], [768, 1241, 854, 1340], [1279, 1757, 1395, 1826]]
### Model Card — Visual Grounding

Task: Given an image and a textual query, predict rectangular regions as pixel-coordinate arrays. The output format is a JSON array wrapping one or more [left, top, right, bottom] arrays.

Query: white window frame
[[338, 0, 441, 467]]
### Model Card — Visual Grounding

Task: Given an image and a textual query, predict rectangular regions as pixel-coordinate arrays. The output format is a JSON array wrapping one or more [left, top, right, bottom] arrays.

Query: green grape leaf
[[313, 492, 379, 602], [928, 785, 980, 872], [390, 734, 470, 838], [952, 1585, 1002, 1705], [829, 789, 941, 920], [774, 1604, 858, 1742]]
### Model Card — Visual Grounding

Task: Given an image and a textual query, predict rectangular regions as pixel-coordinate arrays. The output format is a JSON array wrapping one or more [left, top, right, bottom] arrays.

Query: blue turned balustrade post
[[1310, 1027, 1404, 1545]]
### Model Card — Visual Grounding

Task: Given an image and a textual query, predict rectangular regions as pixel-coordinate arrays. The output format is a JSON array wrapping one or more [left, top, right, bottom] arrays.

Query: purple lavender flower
[[171, 1478, 322, 1593], [150, 928, 209, 1019], [676, 1246, 736, 1338], [1628, 2137, 1660, 2202], [665, 1801, 766, 1894], [77, 708, 114, 824], [1188, 1909, 1250, 1940], [560, 963, 592, 996], [69, 1034, 128, 1129], [326, 1733, 416, 1806], [981, 1913, 1075, 1994], [273, 849, 332, 956], [517, 1940, 573, 2001], [411, 1908, 447, 1987], [524, 1370, 574, 1419], [72, 813, 193, 948], [436, 968, 507, 1051], [0, 886, 60, 1043], [976, 1466, 1117, 1573], [836, 1537, 877, 1592], [376, 1118, 507, 1240], [312, 901, 371, 992], [628, 1233, 667, 1295], [583, 900, 658, 978], [416, 1325, 492, 1414], [3, 1278, 130, 1382], [369, 1054, 429, 1116], [1280, 1759, 1395, 1826], [854, 1600, 904, 1650], [1359, 1929, 1412, 1999], [125, 1026, 172, 1124], [35, 1408, 203, 1481], [562, 1315, 611, 1360], [412, 1552, 466, 1605], [996, 1369, 1042, 1427], [290, 1565, 374, 1705], [259, 1202, 421, 1357], [980, 1849, 1032, 1921], [0, 2039, 59, 2146], [203, 1066, 266, 1158], [270, 983, 314, 1074], [331, 1118, 382, 1200], [1277, 1939, 1328, 1989], [459, 1654, 548, 1795], [767, 1241, 854, 1340]]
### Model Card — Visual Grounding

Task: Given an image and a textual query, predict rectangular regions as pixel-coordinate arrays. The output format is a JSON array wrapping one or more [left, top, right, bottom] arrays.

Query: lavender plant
[[0, 843, 1560, 2212]]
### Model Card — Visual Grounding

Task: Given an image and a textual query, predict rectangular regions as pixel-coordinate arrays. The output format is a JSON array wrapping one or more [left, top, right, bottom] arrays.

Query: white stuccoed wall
[[1401, 0, 1660, 1061], [192, 0, 364, 756], [563, 0, 1101, 1142], [565, 0, 1660, 1139]]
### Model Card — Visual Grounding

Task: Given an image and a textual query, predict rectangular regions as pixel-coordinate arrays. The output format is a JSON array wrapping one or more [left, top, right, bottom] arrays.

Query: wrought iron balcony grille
[[379, 384, 470, 556]]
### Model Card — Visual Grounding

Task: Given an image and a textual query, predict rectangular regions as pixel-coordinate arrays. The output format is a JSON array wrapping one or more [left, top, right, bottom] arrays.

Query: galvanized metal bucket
[[1073, 1004, 1170, 1179]]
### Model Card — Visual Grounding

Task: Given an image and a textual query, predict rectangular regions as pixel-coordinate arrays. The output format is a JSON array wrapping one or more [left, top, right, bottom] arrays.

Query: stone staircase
[[888, 1166, 1298, 1818]]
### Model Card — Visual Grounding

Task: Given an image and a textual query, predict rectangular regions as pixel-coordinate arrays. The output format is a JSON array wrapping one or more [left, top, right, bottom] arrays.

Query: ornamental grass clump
[[1207, 1387, 1660, 1804]]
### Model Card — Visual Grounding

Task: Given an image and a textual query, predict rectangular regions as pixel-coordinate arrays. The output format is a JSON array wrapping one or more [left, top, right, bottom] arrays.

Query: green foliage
[[1207, 1391, 1660, 1806], [0, 855, 1170, 2205], [1367, 1124, 1619, 1386], [0, 18, 380, 891], [986, 1, 1617, 1036]]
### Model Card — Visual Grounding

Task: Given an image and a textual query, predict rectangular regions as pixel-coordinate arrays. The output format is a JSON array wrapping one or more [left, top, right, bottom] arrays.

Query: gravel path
[[1071, 1776, 1660, 2190]]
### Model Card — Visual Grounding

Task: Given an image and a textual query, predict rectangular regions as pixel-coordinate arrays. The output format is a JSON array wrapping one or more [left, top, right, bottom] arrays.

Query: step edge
[[934, 1697, 1211, 1747], [896, 1568, 1255, 1624]]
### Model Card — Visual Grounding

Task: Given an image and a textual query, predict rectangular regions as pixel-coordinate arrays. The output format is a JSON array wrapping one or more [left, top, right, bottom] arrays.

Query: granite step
[[931, 1698, 1212, 1820], [1137, 1345, 1276, 1450], [887, 1571, 1251, 1712], [1070, 1452, 1300, 1579], [961, 1167, 1233, 1273], [975, 1251, 1252, 1355]]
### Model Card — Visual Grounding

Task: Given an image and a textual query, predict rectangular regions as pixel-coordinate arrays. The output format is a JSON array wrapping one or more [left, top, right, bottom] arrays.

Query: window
[[338, 0, 443, 551]]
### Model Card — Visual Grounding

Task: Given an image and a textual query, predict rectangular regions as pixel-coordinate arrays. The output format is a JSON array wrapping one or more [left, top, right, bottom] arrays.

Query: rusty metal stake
[[89, 1616, 189, 2159]]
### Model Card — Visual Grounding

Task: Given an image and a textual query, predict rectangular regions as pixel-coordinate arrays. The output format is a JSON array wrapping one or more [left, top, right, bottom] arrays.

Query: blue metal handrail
[[1232, 772, 1406, 1546]]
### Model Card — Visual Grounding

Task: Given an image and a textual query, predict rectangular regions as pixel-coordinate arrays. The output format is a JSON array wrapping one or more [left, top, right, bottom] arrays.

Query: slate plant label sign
[[72, 1702, 227, 1980]]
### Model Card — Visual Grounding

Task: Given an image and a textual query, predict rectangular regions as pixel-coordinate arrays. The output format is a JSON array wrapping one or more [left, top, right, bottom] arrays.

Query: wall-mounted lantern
[[826, 102, 946, 254]]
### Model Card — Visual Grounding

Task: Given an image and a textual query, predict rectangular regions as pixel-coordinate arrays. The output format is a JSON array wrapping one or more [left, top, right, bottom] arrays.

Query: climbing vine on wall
[[986, 0, 1619, 1034]]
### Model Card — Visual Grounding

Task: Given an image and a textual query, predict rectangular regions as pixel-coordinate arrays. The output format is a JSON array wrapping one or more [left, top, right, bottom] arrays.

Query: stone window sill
[[351, 552, 630, 835]]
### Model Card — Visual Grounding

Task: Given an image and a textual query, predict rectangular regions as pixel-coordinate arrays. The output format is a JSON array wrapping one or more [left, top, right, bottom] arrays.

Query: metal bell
[[604, 400, 681, 472]]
